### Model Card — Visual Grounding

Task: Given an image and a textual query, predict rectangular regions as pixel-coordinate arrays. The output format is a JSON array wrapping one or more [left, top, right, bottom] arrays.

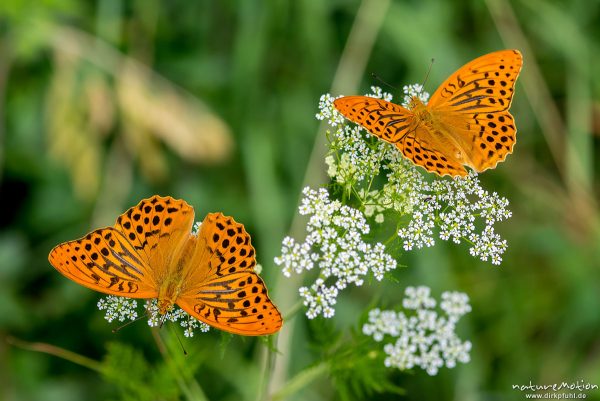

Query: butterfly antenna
[[169, 324, 188, 356], [159, 313, 168, 329], [371, 73, 398, 91], [112, 314, 147, 333], [422, 58, 435, 88]]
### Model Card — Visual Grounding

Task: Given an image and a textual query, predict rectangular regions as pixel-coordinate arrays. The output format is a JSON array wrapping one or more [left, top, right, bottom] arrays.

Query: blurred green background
[[0, 0, 598, 400]]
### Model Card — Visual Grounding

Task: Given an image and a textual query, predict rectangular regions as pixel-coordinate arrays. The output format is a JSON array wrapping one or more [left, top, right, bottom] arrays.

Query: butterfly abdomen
[[157, 277, 182, 314], [156, 234, 198, 314]]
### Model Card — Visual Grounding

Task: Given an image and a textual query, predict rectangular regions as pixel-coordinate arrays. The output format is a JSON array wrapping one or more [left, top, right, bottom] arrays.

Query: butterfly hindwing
[[398, 126, 468, 176], [49, 227, 157, 298], [457, 111, 517, 171], [177, 213, 283, 336], [177, 271, 282, 336]]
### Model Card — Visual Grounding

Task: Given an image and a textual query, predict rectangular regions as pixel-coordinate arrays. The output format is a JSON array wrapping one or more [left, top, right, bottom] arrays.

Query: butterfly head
[[157, 298, 175, 315], [407, 95, 427, 111], [408, 96, 434, 127], [157, 280, 178, 315]]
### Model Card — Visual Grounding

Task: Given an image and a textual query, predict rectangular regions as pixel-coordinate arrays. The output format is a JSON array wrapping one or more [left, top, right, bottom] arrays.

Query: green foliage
[[273, 318, 404, 401], [315, 325, 405, 401], [101, 342, 180, 401]]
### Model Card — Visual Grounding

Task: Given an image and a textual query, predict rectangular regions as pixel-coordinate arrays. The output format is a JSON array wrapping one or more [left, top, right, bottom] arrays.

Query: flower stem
[[266, 0, 392, 396], [6, 336, 103, 372]]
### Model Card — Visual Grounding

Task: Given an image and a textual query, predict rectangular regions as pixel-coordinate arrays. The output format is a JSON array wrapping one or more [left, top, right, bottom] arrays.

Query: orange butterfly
[[49, 195, 282, 336], [334, 49, 523, 177]]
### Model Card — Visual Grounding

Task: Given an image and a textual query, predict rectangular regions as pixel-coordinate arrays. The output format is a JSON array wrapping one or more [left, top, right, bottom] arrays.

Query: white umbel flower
[[145, 300, 210, 337], [97, 295, 138, 323], [363, 287, 472, 376], [275, 187, 396, 319]]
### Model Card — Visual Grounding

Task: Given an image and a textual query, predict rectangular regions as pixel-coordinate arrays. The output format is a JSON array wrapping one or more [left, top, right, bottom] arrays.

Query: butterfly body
[[156, 267, 184, 315], [408, 96, 430, 120], [154, 234, 200, 314], [49, 195, 282, 336], [334, 49, 522, 177]]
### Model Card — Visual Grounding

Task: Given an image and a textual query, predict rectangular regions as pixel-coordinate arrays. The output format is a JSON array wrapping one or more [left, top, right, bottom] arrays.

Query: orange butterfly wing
[[334, 50, 522, 177], [333, 96, 417, 143], [333, 96, 468, 176], [114, 195, 195, 285], [428, 49, 522, 172], [396, 124, 469, 176], [48, 227, 157, 298], [48, 195, 195, 298], [176, 213, 283, 336]]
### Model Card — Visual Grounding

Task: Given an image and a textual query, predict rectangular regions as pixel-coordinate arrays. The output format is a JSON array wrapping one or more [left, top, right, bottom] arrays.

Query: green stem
[[6, 336, 103, 372], [270, 362, 328, 401], [283, 300, 304, 322], [151, 328, 209, 401]]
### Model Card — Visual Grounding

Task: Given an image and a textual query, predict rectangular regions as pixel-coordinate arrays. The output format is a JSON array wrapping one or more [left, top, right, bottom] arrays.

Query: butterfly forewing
[[177, 212, 283, 336], [115, 195, 194, 280], [49, 227, 157, 298], [429, 50, 522, 172], [333, 96, 416, 143], [428, 49, 522, 112]]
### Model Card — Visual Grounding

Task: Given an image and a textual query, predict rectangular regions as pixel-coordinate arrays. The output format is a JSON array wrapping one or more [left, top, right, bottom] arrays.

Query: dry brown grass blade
[[46, 51, 103, 201], [45, 24, 233, 201], [116, 60, 232, 164]]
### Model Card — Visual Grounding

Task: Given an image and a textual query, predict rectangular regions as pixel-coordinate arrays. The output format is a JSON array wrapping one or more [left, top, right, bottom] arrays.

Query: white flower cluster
[[319, 86, 511, 264], [96, 295, 210, 337], [394, 170, 511, 264], [363, 286, 472, 376], [316, 93, 345, 124], [97, 295, 138, 322], [145, 300, 210, 337], [274, 187, 397, 319], [368, 85, 394, 102], [192, 221, 202, 234], [402, 83, 429, 106], [325, 126, 392, 185]]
